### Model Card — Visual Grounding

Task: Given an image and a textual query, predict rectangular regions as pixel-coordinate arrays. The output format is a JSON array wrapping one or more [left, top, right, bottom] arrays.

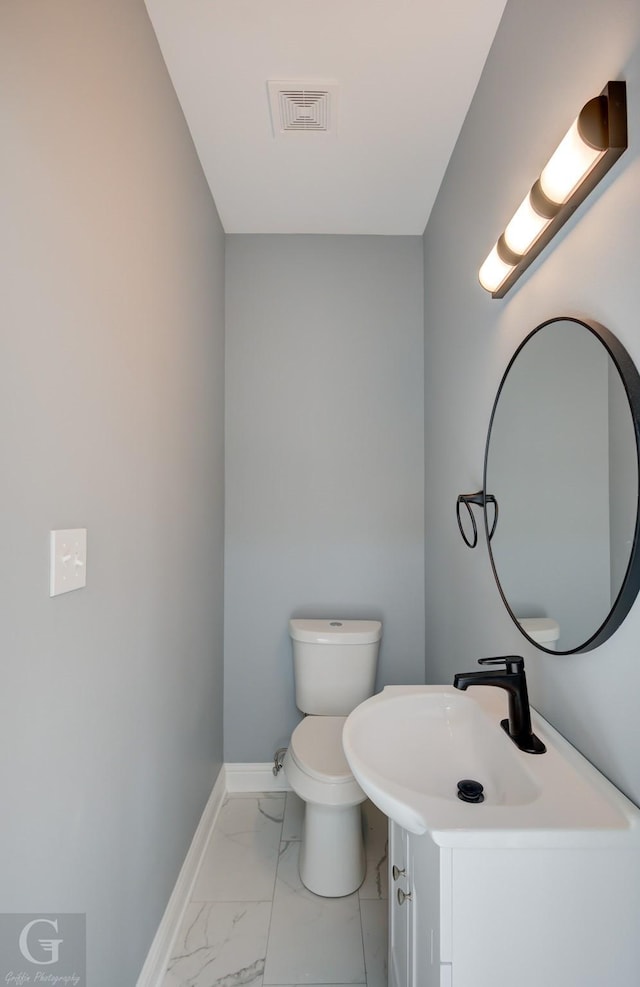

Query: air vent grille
[[268, 81, 339, 137]]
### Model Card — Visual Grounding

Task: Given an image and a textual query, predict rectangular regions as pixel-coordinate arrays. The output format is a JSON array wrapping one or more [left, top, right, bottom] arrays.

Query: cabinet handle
[[392, 865, 406, 881], [397, 887, 412, 905]]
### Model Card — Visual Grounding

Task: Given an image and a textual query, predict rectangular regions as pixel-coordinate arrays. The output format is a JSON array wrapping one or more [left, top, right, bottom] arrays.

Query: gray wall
[[423, 0, 640, 803], [1, 3, 225, 984], [225, 235, 424, 761]]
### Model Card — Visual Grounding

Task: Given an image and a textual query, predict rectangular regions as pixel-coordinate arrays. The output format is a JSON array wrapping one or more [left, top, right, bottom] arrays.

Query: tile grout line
[[262, 792, 287, 987], [358, 886, 367, 987]]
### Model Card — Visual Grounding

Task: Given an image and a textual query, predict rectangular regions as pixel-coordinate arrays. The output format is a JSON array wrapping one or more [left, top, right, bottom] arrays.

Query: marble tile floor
[[162, 792, 389, 987]]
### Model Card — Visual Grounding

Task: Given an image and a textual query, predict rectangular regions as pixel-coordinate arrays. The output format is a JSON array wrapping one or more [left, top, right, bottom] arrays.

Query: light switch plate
[[50, 529, 87, 596]]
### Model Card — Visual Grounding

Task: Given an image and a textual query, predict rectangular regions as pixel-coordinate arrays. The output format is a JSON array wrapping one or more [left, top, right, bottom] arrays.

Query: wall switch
[[50, 529, 87, 597]]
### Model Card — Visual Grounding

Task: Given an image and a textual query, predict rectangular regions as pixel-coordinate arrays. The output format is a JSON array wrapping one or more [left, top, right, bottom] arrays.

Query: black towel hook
[[456, 491, 499, 549]]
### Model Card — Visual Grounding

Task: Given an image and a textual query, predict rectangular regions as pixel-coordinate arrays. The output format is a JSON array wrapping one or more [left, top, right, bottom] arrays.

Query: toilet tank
[[517, 617, 560, 651], [289, 618, 382, 715]]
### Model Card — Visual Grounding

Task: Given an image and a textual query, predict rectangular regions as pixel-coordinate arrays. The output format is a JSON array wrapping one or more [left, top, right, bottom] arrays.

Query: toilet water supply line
[[273, 748, 287, 776]]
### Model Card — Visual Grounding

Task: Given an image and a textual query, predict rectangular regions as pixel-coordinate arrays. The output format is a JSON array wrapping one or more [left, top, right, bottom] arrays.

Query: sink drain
[[457, 779, 485, 803]]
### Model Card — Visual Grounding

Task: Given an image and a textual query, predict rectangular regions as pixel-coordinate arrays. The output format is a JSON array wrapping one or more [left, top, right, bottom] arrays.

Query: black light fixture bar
[[480, 81, 628, 299]]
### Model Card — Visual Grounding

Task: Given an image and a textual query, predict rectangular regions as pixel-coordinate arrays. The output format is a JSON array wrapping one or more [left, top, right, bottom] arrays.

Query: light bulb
[[503, 192, 551, 255], [540, 118, 604, 204], [478, 244, 515, 294]]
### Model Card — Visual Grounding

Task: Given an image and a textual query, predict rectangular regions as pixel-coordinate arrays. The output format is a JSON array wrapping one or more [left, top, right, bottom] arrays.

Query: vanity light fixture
[[479, 81, 627, 298]]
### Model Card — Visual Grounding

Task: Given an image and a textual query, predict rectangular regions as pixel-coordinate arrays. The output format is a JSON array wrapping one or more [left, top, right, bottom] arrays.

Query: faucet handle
[[477, 656, 525, 674]]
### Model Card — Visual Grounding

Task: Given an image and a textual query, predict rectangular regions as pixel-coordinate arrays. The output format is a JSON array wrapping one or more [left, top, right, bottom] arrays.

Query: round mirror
[[484, 317, 640, 653]]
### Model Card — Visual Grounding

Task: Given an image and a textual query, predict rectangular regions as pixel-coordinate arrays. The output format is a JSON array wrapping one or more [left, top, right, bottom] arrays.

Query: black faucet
[[454, 656, 546, 754]]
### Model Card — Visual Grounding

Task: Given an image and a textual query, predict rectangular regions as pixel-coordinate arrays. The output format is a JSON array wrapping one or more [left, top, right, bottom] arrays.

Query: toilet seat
[[285, 716, 365, 807], [290, 716, 353, 784]]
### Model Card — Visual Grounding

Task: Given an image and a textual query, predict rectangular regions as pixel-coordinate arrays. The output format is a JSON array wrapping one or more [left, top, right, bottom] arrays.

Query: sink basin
[[346, 688, 539, 814], [343, 685, 640, 846]]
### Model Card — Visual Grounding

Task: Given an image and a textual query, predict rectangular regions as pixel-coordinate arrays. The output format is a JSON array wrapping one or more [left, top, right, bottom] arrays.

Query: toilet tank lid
[[289, 618, 382, 645], [517, 617, 560, 644]]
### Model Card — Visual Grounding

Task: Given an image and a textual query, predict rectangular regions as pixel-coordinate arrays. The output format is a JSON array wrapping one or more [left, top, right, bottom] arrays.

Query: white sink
[[343, 685, 640, 846]]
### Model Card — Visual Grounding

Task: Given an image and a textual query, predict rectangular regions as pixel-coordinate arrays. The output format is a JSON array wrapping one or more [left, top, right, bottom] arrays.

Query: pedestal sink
[[343, 685, 640, 845]]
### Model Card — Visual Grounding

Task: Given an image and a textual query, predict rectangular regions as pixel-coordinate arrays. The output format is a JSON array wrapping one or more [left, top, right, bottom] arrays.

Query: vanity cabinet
[[388, 819, 640, 987]]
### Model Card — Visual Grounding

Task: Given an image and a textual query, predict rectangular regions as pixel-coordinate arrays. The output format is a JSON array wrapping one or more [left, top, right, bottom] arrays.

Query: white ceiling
[[144, 0, 508, 235]]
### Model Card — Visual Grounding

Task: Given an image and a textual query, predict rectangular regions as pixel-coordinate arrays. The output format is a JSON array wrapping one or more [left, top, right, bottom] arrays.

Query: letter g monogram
[[18, 918, 63, 965]]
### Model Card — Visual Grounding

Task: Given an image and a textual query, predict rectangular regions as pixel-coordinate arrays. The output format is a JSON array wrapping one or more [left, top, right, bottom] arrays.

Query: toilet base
[[299, 800, 366, 897]]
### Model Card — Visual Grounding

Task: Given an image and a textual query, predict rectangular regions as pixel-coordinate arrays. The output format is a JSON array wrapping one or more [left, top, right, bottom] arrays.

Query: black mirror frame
[[483, 316, 640, 654]]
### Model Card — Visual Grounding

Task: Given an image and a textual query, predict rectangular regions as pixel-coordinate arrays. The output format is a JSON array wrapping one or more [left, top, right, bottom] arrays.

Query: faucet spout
[[454, 656, 546, 755], [454, 668, 512, 691]]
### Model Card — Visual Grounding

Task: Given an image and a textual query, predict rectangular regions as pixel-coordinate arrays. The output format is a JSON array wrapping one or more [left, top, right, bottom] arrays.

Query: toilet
[[517, 616, 560, 650], [283, 617, 382, 898]]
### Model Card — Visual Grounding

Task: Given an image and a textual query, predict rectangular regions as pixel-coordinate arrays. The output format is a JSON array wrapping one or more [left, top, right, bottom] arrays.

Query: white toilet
[[283, 617, 382, 898], [517, 616, 560, 650]]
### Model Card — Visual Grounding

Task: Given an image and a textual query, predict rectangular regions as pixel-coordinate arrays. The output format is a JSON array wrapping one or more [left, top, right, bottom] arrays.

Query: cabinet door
[[409, 832, 452, 987], [389, 820, 412, 987]]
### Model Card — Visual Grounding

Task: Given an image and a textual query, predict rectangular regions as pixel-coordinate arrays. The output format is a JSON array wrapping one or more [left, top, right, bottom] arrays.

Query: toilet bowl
[[284, 715, 366, 897], [284, 617, 382, 897]]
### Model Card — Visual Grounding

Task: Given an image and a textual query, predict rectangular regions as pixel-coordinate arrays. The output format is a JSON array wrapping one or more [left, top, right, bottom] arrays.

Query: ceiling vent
[[268, 81, 339, 137]]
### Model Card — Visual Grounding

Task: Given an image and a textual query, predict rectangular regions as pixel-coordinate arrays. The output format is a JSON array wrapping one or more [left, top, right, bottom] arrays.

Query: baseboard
[[225, 761, 291, 793], [135, 765, 227, 987]]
